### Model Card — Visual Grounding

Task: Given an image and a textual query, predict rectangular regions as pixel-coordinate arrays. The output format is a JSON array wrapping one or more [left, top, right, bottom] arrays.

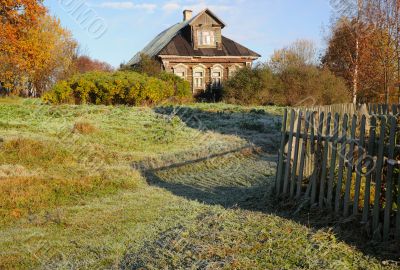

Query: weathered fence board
[[369, 103, 400, 115], [276, 106, 400, 241]]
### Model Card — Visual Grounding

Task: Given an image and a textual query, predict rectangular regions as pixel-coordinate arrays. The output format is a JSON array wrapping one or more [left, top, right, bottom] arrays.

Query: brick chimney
[[183, 10, 193, 22]]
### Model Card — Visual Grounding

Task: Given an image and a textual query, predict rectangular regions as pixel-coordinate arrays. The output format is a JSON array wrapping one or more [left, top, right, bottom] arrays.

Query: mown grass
[[0, 98, 397, 269]]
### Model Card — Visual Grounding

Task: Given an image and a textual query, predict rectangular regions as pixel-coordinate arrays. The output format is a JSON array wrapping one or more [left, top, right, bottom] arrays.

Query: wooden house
[[128, 9, 261, 96]]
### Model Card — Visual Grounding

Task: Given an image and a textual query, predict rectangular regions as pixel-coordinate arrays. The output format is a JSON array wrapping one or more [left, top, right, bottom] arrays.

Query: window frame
[[211, 64, 224, 88], [193, 65, 206, 90], [172, 64, 188, 80], [197, 30, 215, 47]]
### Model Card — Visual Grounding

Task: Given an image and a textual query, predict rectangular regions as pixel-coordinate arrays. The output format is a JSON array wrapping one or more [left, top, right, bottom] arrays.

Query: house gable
[[189, 10, 224, 50]]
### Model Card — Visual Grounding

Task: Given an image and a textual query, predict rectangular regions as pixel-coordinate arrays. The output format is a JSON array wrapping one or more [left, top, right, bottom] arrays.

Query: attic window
[[198, 31, 215, 46]]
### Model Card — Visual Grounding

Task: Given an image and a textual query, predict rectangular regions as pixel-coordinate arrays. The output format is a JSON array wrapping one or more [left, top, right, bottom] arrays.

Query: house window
[[211, 65, 223, 88], [198, 30, 215, 46], [212, 72, 221, 88], [194, 71, 204, 88], [173, 64, 188, 80], [193, 66, 205, 89]]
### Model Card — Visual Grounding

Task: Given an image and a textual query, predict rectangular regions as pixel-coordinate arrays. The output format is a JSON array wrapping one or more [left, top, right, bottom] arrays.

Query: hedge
[[43, 71, 192, 105]]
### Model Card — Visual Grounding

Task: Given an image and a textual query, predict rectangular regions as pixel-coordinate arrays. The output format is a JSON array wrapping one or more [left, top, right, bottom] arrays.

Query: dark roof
[[127, 9, 260, 65], [158, 34, 260, 57]]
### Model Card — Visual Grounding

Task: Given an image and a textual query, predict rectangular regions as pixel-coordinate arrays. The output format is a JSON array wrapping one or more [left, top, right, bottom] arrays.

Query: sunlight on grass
[[0, 100, 395, 269]]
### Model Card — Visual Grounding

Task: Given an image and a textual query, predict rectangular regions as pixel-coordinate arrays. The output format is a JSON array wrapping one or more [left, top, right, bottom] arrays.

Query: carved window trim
[[211, 64, 224, 88], [193, 64, 206, 89], [172, 64, 188, 80]]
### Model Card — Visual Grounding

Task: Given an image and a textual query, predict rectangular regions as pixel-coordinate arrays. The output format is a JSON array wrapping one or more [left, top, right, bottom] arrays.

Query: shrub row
[[223, 66, 350, 106], [43, 71, 192, 105]]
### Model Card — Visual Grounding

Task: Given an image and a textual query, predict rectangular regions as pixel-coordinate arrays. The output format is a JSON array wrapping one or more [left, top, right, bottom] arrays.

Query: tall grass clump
[[43, 71, 192, 106]]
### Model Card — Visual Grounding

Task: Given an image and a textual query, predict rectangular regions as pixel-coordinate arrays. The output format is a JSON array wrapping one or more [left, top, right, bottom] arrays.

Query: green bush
[[222, 65, 350, 106], [275, 66, 350, 106], [223, 67, 277, 105], [43, 71, 192, 106]]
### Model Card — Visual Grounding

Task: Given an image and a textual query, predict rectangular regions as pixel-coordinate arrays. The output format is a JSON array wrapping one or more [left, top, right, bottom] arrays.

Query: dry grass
[[0, 100, 397, 269], [72, 121, 97, 134]]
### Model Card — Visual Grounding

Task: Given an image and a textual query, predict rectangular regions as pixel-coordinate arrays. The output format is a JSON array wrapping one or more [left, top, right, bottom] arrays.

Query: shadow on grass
[[154, 105, 282, 153], [144, 105, 400, 264]]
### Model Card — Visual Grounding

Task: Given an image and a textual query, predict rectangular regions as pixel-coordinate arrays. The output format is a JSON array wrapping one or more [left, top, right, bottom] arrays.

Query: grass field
[[0, 97, 398, 269]]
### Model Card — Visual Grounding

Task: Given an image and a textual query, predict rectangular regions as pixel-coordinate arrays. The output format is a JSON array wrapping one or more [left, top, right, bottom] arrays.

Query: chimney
[[183, 10, 193, 22]]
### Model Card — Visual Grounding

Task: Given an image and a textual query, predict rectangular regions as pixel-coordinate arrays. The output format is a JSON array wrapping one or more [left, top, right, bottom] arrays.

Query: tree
[[366, 0, 399, 103], [329, 0, 367, 104], [0, 0, 46, 90], [269, 39, 318, 72], [74, 55, 114, 74], [324, 0, 399, 103], [129, 54, 161, 77], [24, 15, 78, 96]]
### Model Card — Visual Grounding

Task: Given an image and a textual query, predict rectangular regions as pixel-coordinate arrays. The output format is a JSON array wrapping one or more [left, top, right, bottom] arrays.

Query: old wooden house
[[128, 9, 260, 96]]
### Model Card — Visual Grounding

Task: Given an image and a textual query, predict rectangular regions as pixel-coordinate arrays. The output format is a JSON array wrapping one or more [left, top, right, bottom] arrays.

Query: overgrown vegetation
[[223, 65, 349, 106], [43, 70, 192, 106], [222, 40, 350, 106], [0, 99, 396, 269]]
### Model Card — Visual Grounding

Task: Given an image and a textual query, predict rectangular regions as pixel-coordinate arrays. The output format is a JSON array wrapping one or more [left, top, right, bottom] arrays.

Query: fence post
[[383, 116, 397, 241], [372, 116, 387, 236], [283, 110, 296, 195], [275, 109, 288, 195], [335, 114, 349, 214], [290, 111, 302, 197], [296, 111, 310, 199], [353, 115, 366, 216], [343, 115, 357, 217], [362, 116, 376, 223], [327, 113, 340, 209], [319, 113, 331, 208], [310, 112, 324, 206]]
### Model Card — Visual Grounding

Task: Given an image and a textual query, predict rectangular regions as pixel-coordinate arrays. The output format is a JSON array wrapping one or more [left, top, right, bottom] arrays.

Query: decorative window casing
[[173, 64, 188, 80], [197, 30, 215, 46], [211, 64, 223, 88], [193, 65, 206, 89]]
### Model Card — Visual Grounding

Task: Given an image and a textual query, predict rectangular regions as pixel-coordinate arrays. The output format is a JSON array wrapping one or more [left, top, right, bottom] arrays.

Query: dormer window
[[198, 30, 215, 46]]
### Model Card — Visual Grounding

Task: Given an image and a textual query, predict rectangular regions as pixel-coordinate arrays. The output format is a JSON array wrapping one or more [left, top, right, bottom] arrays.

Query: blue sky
[[44, 0, 333, 67]]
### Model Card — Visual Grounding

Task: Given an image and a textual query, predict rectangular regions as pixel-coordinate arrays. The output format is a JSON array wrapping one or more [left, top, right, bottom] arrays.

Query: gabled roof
[[159, 34, 260, 58], [127, 9, 259, 65]]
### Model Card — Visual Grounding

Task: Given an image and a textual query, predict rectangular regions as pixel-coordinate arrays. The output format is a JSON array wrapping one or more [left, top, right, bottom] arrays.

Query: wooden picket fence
[[368, 104, 400, 115], [275, 108, 400, 241]]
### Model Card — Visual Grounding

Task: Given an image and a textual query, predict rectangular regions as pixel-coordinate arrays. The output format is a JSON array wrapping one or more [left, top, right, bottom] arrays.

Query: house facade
[[128, 9, 260, 96]]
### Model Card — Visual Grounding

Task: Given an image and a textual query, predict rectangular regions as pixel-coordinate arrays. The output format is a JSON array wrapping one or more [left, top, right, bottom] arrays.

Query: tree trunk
[[353, 38, 359, 105]]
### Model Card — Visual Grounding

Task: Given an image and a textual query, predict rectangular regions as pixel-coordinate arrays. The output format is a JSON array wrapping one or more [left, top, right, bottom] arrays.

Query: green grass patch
[[0, 99, 396, 269]]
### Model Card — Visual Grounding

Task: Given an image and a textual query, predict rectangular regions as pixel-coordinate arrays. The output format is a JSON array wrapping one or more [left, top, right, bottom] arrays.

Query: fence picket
[[296, 112, 310, 198], [353, 115, 366, 216], [275, 109, 288, 195], [397, 171, 400, 239], [327, 113, 340, 209], [290, 112, 302, 197], [283, 110, 296, 195], [362, 116, 376, 223], [319, 113, 331, 208], [335, 114, 349, 214], [311, 112, 324, 205], [343, 115, 357, 217], [392, 104, 398, 115], [275, 105, 399, 241], [305, 113, 315, 198], [372, 116, 387, 234], [383, 116, 397, 240]]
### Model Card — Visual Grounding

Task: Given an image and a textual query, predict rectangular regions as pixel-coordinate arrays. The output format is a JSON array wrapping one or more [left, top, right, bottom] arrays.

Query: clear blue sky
[[44, 0, 333, 67]]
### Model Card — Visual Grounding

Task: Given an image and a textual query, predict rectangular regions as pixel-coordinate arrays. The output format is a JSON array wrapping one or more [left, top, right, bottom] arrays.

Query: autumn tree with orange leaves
[[0, 0, 78, 96], [324, 0, 400, 103]]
